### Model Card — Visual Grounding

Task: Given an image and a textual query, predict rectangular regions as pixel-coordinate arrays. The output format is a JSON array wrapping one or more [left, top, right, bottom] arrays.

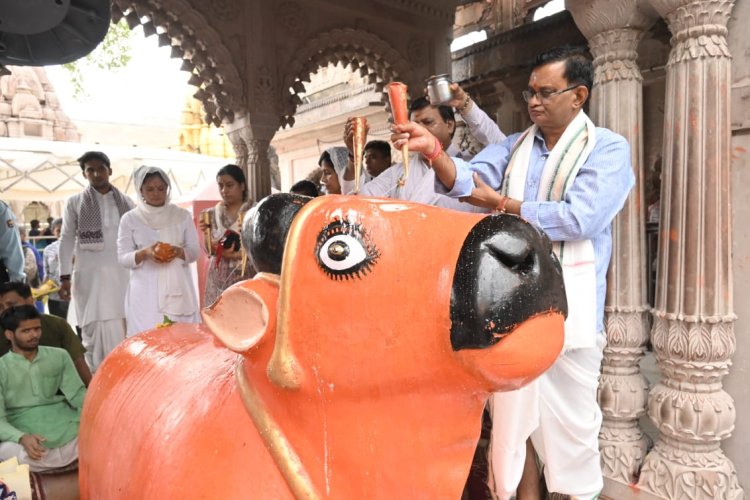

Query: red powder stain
[[670, 229, 679, 241]]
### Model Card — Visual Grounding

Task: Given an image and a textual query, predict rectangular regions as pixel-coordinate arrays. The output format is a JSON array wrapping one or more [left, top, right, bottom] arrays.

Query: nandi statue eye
[[316, 220, 379, 280]]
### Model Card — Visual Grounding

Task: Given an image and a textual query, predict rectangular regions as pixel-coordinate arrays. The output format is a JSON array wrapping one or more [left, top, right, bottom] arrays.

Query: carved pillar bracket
[[637, 0, 742, 498], [568, 0, 657, 485], [224, 111, 279, 202]]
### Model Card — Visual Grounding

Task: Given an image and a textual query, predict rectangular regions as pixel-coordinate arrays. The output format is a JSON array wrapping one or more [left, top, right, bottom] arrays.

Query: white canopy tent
[[0, 137, 230, 218]]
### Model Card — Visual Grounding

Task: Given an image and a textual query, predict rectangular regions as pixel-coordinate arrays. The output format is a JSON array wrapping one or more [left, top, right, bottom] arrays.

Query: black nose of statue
[[450, 214, 568, 351]]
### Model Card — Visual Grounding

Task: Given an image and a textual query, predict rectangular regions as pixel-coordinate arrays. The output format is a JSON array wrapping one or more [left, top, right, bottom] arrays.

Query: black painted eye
[[316, 220, 379, 280], [327, 241, 350, 261]]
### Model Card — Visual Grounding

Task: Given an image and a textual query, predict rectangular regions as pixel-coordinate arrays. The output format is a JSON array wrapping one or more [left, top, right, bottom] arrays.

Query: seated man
[[0, 305, 86, 471], [0, 282, 92, 386]]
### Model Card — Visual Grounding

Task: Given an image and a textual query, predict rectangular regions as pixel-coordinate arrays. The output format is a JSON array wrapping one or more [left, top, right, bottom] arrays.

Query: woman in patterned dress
[[199, 164, 254, 306]]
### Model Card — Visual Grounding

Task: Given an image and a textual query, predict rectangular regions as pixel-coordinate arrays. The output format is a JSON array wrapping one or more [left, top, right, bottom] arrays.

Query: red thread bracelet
[[423, 136, 443, 163], [495, 197, 509, 214]]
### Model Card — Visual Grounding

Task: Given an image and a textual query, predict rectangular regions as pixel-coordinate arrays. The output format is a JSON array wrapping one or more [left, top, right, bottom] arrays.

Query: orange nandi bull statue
[[79, 194, 567, 499]]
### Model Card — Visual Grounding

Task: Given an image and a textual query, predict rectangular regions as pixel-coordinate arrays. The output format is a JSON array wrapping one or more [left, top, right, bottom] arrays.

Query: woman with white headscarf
[[318, 147, 350, 195], [117, 165, 200, 336]]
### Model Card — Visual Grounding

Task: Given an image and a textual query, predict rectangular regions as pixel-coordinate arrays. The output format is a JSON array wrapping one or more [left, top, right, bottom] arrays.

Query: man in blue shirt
[[392, 47, 634, 499]]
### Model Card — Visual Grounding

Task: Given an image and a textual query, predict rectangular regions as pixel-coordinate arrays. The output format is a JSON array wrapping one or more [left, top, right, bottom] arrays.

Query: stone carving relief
[[210, 0, 239, 22], [650, 315, 735, 379], [590, 29, 644, 84], [276, 1, 306, 37], [227, 129, 249, 171], [650, 0, 733, 63], [375, 0, 453, 21], [639, 440, 742, 499], [254, 65, 275, 111], [406, 37, 428, 68]]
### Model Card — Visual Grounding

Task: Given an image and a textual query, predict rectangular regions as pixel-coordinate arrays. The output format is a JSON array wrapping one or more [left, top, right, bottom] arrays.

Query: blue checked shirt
[[437, 126, 635, 334]]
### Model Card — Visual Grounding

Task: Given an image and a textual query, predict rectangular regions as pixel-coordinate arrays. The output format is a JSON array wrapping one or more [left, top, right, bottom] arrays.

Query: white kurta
[[359, 152, 486, 213], [117, 209, 201, 337], [342, 101, 506, 199], [59, 190, 132, 327]]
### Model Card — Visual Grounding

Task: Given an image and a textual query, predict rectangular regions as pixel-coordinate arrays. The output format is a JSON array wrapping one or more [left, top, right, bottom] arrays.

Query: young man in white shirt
[[58, 151, 135, 372]]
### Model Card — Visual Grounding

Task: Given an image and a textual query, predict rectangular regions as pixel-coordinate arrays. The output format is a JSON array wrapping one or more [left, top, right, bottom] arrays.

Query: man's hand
[[343, 117, 370, 153], [20, 434, 47, 461], [444, 83, 470, 111], [459, 173, 504, 210], [390, 122, 439, 156], [59, 280, 71, 302]]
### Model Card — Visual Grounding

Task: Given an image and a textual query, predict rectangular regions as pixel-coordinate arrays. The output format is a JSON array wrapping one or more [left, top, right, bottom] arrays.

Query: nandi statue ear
[[201, 283, 271, 352]]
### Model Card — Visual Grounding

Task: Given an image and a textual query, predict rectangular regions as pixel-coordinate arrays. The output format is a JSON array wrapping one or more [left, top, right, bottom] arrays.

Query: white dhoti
[[489, 334, 605, 499], [0, 437, 79, 472], [488, 382, 540, 500], [82, 319, 126, 372]]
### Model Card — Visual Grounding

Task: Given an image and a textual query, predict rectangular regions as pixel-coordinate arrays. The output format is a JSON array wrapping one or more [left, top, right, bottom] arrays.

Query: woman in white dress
[[117, 166, 200, 337]]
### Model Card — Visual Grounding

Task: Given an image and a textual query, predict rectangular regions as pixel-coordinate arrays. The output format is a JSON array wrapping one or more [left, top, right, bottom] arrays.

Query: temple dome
[[0, 66, 80, 142]]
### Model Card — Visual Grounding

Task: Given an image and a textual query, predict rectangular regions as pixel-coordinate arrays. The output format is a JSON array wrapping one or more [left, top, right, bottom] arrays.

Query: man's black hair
[[0, 281, 32, 299], [290, 180, 319, 198], [77, 151, 111, 171], [364, 140, 392, 159], [409, 96, 455, 125], [531, 46, 593, 93], [1, 304, 40, 333]]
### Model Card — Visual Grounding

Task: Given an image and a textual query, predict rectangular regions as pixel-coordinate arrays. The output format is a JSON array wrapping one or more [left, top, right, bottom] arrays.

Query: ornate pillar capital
[[224, 111, 280, 202], [568, 0, 658, 86], [647, 0, 733, 27], [567, 0, 658, 39], [647, 0, 734, 64]]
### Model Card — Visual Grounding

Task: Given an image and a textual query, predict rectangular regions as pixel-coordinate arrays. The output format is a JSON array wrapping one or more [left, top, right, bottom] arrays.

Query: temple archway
[[111, 0, 245, 127], [280, 28, 416, 128]]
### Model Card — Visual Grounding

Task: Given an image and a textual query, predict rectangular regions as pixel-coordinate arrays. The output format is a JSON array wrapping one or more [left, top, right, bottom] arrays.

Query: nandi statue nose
[[450, 214, 567, 351]]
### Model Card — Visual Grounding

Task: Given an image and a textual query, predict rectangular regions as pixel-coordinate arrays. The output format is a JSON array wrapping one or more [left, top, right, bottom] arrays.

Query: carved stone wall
[[637, 0, 742, 497]]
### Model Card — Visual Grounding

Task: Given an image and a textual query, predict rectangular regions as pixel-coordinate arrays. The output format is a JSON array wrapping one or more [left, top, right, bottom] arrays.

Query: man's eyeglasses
[[522, 85, 580, 104]]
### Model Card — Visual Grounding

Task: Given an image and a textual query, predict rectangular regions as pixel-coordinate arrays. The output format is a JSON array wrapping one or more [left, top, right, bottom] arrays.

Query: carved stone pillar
[[567, 0, 656, 485], [637, 0, 742, 497], [225, 112, 278, 203]]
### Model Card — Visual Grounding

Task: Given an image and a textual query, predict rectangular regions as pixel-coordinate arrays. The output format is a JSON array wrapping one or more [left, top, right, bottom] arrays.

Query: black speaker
[[0, 0, 111, 66]]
